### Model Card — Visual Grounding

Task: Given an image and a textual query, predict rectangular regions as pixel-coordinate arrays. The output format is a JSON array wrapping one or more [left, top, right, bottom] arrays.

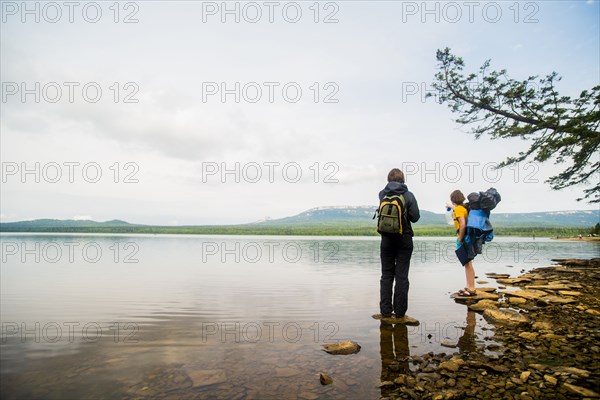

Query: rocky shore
[[378, 258, 600, 400]]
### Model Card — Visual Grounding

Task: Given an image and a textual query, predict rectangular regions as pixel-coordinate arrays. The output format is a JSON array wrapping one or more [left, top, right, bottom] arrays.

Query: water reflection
[[457, 310, 478, 354], [379, 322, 410, 382]]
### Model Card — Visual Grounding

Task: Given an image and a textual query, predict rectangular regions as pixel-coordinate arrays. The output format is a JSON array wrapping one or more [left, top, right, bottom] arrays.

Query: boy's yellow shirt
[[453, 205, 468, 234]]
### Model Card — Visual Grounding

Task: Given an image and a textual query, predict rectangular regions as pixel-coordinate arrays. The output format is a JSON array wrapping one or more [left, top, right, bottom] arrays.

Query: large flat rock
[[483, 308, 530, 326], [468, 299, 499, 311], [451, 291, 499, 302], [502, 289, 548, 300]]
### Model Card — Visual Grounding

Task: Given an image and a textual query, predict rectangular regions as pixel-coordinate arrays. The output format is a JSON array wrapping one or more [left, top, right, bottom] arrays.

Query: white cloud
[[1, 1, 597, 224]]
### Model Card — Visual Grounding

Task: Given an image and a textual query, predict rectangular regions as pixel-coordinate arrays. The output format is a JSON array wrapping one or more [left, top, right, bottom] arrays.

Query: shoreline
[[550, 236, 600, 242], [379, 258, 600, 399]]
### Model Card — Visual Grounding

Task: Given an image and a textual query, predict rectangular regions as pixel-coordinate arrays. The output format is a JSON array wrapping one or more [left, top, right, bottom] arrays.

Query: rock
[[451, 291, 499, 302], [379, 381, 394, 388], [537, 295, 577, 305], [322, 341, 361, 355], [543, 375, 558, 386], [476, 280, 489, 284], [508, 297, 527, 304], [585, 309, 600, 316], [486, 273, 511, 279], [502, 289, 548, 300], [186, 369, 227, 387], [372, 314, 420, 325], [394, 374, 407, 385], [518, 332, 539, 341], [525, 284, 572, 291], [539, 333, 565, 341], [441, 340, 458, 348], [558, 290, 582, 296], [439, 360, 461, 372], [496, 277, 532, 285], [417, 372, 441, 381], [386, 315, 420, 326], [532, 322, 552, 331], [468, 299, 499, 311], [552, 367, 590, 378], [551, 258, 600, 268], [483, 308, 530, 326], [476, 287, 497, 292], [520, 371, 531, 382], [529, 363, 548, 371], [319, 373, 333, 385], [510, 377, 523, 385], [467, 361, 509, 373], [563, 383, 600, 397]]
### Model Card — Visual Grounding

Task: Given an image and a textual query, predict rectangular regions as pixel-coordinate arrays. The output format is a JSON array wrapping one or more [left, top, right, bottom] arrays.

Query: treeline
[[0, 224, 591, 237]]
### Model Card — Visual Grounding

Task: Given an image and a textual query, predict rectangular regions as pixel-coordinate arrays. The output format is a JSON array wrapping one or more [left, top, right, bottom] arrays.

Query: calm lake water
[[1, 234, 598, 399]]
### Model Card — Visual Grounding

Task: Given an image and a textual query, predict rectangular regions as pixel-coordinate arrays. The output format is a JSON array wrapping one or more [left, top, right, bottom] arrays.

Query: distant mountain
[[256, 206, 599, 228], [257, 206, 441, 226], [488, 210, 599, 227], [0, 219, 138, 230]]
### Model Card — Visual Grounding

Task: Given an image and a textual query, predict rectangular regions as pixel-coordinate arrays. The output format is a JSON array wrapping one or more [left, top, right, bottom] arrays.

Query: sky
[[1, 0, 599, 225]]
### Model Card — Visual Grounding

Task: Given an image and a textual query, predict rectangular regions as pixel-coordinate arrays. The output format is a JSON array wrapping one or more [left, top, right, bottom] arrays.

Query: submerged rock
[[322, 341, 361, 355], [440, 340, 458, 348], [319, 373, 333, 385], [186, 369, 226, 387]]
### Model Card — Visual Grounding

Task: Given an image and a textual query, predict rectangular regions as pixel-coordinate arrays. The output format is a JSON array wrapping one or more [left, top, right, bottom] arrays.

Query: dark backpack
[[468, 188, 501, 211], [375, 194, 407, 234]]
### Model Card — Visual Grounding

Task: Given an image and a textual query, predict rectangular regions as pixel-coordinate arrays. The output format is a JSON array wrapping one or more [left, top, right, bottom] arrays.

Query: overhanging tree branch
[[429, 48, 600, 203]]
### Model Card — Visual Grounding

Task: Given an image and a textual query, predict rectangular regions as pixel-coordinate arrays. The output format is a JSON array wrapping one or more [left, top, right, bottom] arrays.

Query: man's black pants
[[380, 233, 413, 316]]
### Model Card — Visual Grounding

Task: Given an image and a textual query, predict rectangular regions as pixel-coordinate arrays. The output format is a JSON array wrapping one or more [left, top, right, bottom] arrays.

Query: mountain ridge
[[1, 207, 598, 230]]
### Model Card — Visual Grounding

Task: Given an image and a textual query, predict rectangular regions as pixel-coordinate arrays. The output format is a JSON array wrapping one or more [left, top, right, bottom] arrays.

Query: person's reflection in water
[[380, 322, 410, 383], [457, 310, 478, 353]]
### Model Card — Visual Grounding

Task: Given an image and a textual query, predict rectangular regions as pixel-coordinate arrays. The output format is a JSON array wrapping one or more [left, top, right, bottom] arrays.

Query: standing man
[[378, 168, 420, 319]]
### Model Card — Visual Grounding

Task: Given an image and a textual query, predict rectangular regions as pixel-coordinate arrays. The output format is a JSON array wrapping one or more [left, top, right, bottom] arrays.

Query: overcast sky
[[1, 0, 598, 225]]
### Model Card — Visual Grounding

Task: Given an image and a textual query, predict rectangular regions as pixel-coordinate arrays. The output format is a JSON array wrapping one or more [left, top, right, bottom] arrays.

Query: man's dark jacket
[[378, 182, 420, 236]]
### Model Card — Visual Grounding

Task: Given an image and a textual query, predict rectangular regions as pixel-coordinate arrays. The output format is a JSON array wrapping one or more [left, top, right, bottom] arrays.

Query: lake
[[1, 234, 598, 399]]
